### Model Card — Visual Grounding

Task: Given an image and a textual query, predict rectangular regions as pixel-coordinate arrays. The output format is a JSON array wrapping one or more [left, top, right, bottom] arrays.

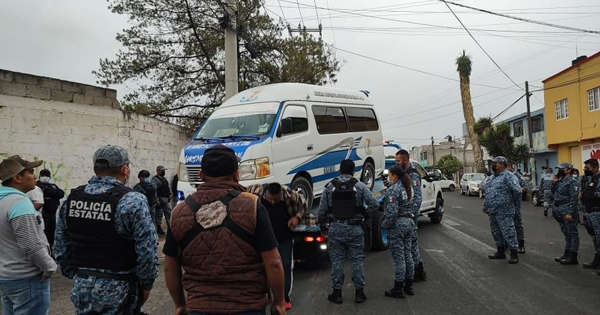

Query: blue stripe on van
[[310, 165, 364, 184], [288, 148, 362, 175]]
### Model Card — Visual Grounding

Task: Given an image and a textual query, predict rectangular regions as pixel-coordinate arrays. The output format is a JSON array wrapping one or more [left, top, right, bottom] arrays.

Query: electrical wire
[[296, 0, 304, 26], [330, 45, 514, 90], [277, 0, 288, 22], [441, 0, 523, 91], [492, 94, 527, 120], [442, 0, 600, 35], [313, 0, 320, 23]]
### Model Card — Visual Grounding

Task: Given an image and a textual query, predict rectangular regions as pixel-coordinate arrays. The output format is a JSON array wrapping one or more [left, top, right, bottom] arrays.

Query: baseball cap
[[156, 165, 167, 171], [93, 145, 130, 169], [492, 156, 508, 165], [557, 162, 573, 169], [138, 170, 151, 178], [0, 155, 43, 182], [201, 145, 239, 177]]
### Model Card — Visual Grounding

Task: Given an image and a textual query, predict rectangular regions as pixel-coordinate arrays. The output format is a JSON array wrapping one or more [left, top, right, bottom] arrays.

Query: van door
[[272, 103, 312, 186]]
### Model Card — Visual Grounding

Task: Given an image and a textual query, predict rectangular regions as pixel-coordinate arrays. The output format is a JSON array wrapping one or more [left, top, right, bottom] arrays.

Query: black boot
[[560, 251, 579, 265], [488, 247, 506, 259], [554, 250, 568, 262], [544, 209, 548, 217], [384, 281, 405, 298], [404, 279, 415, 296], [583, 253, 600, 269], [518, 240, 526, 254], [508, 249, 519, 264], [327, 289, 343, 304], [414, 262, 427, 282], [354, 288, 367, 303]]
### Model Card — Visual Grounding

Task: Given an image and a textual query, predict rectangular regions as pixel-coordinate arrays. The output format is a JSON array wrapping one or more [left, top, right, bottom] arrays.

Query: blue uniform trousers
[[327, 223, 365, 290]]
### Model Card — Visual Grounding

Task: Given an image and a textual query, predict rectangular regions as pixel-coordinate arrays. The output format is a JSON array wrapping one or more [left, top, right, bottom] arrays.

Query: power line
[[313, 0, 320, 23], [442, 0, 600, 35], [296, 0, 304, 26], [276, 0, 288, 22], [441, 0, 523, 91], [330, 45, 515, 90], [492, 94, 527, 120]]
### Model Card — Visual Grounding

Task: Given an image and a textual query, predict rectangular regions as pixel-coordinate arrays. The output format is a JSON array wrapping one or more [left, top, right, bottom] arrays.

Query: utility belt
[[77, 270, 145, 314], [398, 213, 414, 218], [333, 217, 364, 225], [77, 269, 137, 281]]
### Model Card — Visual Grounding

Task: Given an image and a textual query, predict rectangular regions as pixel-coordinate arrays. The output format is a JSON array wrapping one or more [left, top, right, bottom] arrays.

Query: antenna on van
[[359, 90, 370, 97]]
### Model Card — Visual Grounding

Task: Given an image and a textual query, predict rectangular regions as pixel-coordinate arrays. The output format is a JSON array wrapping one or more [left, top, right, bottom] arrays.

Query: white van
[[176, 83, 384, 207]]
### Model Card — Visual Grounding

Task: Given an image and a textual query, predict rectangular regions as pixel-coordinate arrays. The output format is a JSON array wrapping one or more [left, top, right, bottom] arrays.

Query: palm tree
[[456, 51, 485, 173]]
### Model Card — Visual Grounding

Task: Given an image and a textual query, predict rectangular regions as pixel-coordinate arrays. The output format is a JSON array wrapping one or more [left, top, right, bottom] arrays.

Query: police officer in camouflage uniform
[[395, 149, 427, 281], [318, 159, 379, 304], [382, 165, 416, 299], [484, 156, 522, 264], [507, 165, 526, 254], [55, 145, 159, 315], [580, 159, 600, 270], [540, 167, 555, 217], [551, 162, 580, 265]]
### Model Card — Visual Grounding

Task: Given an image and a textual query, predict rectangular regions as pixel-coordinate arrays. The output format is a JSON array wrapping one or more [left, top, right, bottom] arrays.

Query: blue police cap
[[93, 145, 130, 168]]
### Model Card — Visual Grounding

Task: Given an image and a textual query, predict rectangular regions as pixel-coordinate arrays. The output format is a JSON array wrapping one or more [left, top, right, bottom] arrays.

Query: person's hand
[[174, 306, 187, 315], [142, 289, 151, 305], [41, 272, 52, 280], [482, 208, 489, 215], [578, 192, 583, 200], [288, 216, 300, 230], [552, 176, 558, 182], [271, 302, 286, 315], [564, 214, 573, 222]]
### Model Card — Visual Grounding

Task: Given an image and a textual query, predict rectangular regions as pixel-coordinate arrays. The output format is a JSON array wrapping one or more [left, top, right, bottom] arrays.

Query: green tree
[[475, 117, 529, 165], [94, 0, 340, 127], [436, 154, 463, 178]]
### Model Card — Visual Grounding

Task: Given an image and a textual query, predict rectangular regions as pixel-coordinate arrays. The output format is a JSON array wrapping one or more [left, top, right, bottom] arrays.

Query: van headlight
[[178, 161, 189, 182], [239, 157, 270, 180]]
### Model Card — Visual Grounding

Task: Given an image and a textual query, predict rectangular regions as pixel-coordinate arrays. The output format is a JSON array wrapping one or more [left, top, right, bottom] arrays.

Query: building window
[[513, 120, 523, 137], [421, 151, 428, 161], [555, 98, 568, 120], [531, 116, 544, 133], [588, 86, 600, 112]]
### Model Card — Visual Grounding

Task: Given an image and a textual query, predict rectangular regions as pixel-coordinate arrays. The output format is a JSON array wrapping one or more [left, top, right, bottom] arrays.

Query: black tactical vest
[[65, 185, 137, 272], [582, 174, 600, 211], [331, 178, 363, 219]]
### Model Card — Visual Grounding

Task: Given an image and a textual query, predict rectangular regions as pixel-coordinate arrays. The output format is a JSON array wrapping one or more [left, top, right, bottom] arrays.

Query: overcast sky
[[2, 0, 600, 148]]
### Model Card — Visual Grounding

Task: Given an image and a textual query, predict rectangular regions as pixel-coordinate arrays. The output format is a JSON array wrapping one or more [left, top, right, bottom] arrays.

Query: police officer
[[318, 159, 379, 304], [551, 162, 580, 265], [395, 149, 427, 281], [539, 166, 555, 217], [54, 145, 159, 314], [382, 165, 415, 299], [580, 159, 600, 270], [507, 165, 526, 254], [134, 170, 158, 224], [484, 156, 522, 264], [152, 165, 171, 235]]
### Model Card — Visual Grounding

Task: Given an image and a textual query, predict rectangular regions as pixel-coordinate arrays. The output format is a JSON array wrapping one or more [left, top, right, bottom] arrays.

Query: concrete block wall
[[0, 69, 190, 190]]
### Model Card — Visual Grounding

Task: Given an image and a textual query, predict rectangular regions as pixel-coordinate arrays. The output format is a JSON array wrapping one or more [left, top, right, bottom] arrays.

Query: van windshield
[[194, 103, 279, 140]]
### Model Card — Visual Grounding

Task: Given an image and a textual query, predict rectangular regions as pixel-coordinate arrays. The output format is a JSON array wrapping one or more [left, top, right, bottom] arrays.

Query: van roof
[[221, 83, 373, 107]]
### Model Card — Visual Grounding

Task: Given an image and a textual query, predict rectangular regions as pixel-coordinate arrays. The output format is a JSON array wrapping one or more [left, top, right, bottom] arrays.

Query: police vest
[[331, 178, 363, 220], [154, 176, 171, 198], [582, 174, 600, 211], [65, 185, 137, 272]]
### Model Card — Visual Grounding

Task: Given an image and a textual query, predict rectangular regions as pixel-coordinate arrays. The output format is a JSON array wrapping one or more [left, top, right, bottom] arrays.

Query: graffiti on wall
[[0, 153, 73, 189]]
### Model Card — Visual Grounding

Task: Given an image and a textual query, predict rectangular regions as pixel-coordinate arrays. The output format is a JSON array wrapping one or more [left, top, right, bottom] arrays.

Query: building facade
[[543, 53, 600, 171], [411, 138, 487, 176], [498, 108, 558, 183]]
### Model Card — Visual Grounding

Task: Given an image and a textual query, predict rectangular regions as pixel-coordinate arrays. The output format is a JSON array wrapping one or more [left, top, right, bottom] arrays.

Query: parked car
[[438, 175, 456, 192], [460, 173, 486, 196]]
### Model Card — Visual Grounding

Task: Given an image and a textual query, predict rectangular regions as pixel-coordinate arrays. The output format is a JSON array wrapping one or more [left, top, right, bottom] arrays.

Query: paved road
[[41, 191, 600, 315]]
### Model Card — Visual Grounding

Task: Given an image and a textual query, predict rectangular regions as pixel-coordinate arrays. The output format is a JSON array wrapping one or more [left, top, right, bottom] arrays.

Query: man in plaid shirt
[[248, 183, 307, 310]]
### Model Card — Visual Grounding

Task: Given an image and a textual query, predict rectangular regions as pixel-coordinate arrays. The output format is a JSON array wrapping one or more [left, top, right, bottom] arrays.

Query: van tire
[[361, 161, 375, 190], [291, 176, 313, 209], [371, 211, 389, 251]]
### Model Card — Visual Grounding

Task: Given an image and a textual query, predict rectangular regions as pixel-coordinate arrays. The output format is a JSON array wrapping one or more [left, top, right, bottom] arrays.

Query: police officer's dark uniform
[[318, 159, 379, 304], [581, 159, 600, 270]]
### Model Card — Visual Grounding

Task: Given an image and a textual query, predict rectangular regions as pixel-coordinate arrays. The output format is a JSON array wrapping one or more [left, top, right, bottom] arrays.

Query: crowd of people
[[482, 156, 600, 270]]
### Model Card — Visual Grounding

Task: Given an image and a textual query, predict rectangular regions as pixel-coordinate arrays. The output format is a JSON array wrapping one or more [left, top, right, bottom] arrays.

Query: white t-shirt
[[27, 186, 44, 205]]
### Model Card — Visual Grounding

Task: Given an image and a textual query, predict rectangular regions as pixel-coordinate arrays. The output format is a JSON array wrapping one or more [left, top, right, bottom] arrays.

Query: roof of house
[[542, 51, 600, 83], [498, 108, 545, 124]]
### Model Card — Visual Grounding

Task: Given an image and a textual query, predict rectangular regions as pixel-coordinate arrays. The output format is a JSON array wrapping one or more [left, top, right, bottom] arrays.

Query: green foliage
[[436, 155, 463, 177], [94, 0, 340, 126], [476, 118, 531, 164], [456, 50, 472, 78]]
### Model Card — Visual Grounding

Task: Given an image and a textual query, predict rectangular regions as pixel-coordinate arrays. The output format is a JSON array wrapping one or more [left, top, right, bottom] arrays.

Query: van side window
[[280, 105, 308, 135], [312, 105, 348, 134], [347, 107, 379, 131]]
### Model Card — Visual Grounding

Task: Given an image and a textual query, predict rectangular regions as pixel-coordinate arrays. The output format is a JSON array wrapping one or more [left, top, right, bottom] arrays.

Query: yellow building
[[543, 52, 600, 170]]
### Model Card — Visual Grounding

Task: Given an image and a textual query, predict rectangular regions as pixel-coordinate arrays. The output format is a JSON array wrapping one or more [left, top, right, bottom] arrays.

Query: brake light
[[316, 236, 325, 243], [304, 236, 315, 242]]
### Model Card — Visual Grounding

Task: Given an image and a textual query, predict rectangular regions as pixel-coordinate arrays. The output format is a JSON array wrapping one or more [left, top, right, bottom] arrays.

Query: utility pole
[[224, 0, 238, 100], [525, 81, 536, 185], [431, 136, 436, 166]]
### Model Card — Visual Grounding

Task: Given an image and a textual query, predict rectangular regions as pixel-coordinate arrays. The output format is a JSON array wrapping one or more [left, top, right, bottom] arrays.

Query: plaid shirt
[[247, 184, 307, 219]]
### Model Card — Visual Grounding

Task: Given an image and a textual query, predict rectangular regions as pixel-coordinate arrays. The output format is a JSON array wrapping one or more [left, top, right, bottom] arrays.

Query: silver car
[[460, 173, 486, 196]]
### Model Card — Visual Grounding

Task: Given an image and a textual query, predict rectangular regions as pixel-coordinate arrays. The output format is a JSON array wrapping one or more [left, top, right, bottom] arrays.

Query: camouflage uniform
[[318, 174, 379, 290], [408, 168, 423, 267], [55, 176, 159, 315], [382, 181, 415, 282], [510, 172, 526, 244], [581, 173, 600, 254], [540, 172, 555, 212], [552, 176, 580, 253], [484, 170, 522, 250]]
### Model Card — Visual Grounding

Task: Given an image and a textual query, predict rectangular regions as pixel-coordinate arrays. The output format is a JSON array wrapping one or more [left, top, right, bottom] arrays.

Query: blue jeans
[[0, 275, 50, 315]]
